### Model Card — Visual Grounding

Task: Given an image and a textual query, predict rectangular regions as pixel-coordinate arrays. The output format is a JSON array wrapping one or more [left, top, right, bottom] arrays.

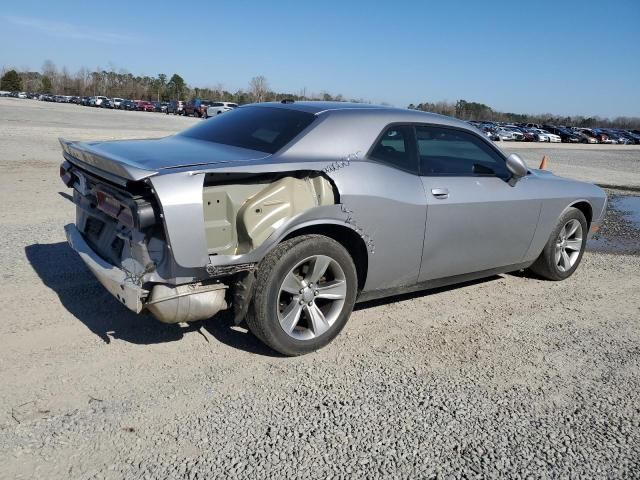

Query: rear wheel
[[246, 235, 357, 356], [529, 207, 587, 280]]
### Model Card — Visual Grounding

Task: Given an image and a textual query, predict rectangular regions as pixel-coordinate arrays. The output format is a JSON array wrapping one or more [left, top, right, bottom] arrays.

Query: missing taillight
[[96, 191, 135, 228]]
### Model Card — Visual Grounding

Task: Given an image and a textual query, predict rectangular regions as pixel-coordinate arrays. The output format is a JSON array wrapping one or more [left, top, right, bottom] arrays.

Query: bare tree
[[248, 75, 269, 103]]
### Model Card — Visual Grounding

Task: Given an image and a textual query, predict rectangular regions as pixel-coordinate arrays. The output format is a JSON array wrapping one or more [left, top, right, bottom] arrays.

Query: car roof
[[248, 101, 473, 130], [251, 101, 391, 114]]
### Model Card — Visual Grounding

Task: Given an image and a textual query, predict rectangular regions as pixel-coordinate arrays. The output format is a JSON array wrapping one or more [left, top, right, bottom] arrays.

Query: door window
[[416, 126, 509, 178]]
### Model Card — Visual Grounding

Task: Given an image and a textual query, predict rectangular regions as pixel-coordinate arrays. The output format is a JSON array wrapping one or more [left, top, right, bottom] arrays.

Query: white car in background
[[17, 92, 28, 99], [495, 127, 522, 141], [112, 98, 124, 109], [532, 128, 561, 143], [205, 102, 238, 118], [90, 96, 108, 107]]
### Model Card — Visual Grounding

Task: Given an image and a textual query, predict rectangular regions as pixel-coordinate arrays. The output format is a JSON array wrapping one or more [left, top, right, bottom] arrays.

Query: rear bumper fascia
[[64, 223, 147, 313]]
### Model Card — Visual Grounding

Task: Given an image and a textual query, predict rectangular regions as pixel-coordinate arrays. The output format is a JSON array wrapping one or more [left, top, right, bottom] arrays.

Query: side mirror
[[505, 153, 528, 185]]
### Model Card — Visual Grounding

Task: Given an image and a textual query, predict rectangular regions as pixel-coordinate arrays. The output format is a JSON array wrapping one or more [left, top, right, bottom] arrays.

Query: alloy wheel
[[555, 219, 583, 272], [277, 255, 347, 340]]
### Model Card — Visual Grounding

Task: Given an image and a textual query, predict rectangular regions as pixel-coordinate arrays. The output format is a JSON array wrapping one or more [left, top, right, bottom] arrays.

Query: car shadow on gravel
[[200, 313, 283, 357], [25, 241, 282, 353], [25, 241, 194, 345], [354, 276, 501, 310]]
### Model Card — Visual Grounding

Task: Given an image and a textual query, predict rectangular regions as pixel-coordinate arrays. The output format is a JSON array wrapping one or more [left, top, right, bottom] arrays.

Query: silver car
[[59, 102, 607, 355]]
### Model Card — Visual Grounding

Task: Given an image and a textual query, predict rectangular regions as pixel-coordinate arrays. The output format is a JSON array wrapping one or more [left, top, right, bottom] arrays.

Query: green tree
[[166, 73, 186, 100], [1, 70, 22, 91], [41, 75, 53, 93]]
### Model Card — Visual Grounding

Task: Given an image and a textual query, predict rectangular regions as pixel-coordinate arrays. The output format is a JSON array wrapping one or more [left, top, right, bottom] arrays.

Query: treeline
[[0, 61, 362, 105], [3, 61, 638, 129], [408, 99, 640, 130]]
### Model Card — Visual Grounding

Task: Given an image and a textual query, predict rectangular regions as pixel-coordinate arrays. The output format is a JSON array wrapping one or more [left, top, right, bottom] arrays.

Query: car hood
[[60, 135, 271, 182]]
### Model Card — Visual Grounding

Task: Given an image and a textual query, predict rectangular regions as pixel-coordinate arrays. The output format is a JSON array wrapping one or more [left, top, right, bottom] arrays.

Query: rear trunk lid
[[60, 135, 271, 183]]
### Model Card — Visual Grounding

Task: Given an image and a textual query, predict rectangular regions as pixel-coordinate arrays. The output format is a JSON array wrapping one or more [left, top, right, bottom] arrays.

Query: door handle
[[431, 188, 449, 199]]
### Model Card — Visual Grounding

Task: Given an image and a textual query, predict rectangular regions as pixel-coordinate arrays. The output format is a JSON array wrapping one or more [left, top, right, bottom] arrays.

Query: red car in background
[[135, 100, 155, 112]]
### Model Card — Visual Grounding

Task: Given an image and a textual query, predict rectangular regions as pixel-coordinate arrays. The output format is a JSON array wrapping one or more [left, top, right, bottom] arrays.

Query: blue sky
[[1, 0, 638, 117]]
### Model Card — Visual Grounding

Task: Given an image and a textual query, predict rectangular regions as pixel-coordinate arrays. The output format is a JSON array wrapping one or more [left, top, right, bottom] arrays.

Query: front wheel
[[246, 235, 358, 356], [529, 207, 588, 281]]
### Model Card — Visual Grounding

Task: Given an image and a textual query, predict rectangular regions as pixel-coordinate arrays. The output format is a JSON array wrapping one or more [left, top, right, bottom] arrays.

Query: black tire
[[529, 207, 588, 281], [246, 235, 358, 356]]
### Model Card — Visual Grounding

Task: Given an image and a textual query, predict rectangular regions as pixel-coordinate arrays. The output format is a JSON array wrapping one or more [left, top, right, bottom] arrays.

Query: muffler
[[146, 282, 227, 323]]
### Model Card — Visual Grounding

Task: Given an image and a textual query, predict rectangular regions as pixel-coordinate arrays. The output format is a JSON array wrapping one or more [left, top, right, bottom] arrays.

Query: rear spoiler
[[59, 138, 157, 186]]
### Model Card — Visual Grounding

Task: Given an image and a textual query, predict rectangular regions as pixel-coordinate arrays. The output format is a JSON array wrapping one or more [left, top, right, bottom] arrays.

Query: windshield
[[180, 106, 316, 154]]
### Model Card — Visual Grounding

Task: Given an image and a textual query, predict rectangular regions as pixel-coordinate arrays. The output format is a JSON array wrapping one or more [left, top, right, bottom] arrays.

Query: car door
[[416, 125, 541, 282]]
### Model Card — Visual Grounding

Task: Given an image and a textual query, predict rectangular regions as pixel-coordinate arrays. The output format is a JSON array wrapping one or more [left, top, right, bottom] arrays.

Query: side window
[[369, 125, 417, 173], [416, 126, 509, 178]]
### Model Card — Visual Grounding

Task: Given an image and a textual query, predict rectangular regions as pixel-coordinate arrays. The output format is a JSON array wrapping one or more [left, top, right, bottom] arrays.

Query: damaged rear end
[[59, 132, 339, 324]]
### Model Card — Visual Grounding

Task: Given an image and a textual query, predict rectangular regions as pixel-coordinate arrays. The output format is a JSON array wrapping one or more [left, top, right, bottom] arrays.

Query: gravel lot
[[0, 98, 639, 479]]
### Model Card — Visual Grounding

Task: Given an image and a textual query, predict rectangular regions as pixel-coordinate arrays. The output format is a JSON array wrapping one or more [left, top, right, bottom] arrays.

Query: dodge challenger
[[59, 101, 607, 355]]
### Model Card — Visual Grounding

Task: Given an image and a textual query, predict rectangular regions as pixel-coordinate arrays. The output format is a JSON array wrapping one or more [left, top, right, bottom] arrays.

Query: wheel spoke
[[306, 303, 330, 336], [565, 239, 582, 251], [555, 247, 562, 266], [315, 280, 347, 300], [306, 256, 331, 284], [280, 301, 303, 334], [561, 250, 571, 270], [281, 271, 304, 294], [566, 220, 579, 238]]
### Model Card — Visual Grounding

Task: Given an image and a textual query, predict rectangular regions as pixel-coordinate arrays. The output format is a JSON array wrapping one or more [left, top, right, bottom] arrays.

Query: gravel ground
[[0, 98, 639, 479]]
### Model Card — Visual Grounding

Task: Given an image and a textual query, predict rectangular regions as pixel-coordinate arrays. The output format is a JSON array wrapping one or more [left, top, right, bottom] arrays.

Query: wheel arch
[[283, 224, 369, 291], [568, 200, 593, 227]]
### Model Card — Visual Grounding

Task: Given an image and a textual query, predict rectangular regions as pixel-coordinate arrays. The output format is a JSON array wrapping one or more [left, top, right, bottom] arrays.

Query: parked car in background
[[495, 127, 523, 141], [205, 102, 239, 117], [592, 128, 616, 144], [517, 127, 536, 142], [572, 130, 598, 144], [482, 127, 500, 141], [152, 101, 168, 113], [577, 128, 609, 144], [89, 96, 108, 107], [165, 100, 184, 115], [184, 99, 216, 117], [120, 99, 135, 110], [623, 130, 640, 143], [601, 129, 632, 145], [17, 92, 28, 98], [112, 98, 124, 109], [134, 100, 155, 112], [611, 129, 640, 144], [530, 128, 560, 143], [101, 98, 113, 109], [183, 99, 203, 117], [543, 126, 581, 143]]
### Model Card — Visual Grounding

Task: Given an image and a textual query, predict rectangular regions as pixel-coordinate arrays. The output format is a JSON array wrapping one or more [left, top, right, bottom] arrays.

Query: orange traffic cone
[[539, 155, 548, 170]]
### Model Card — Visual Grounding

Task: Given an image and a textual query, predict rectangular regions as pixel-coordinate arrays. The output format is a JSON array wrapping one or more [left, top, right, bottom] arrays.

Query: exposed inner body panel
[[203, 175, 335, 255]]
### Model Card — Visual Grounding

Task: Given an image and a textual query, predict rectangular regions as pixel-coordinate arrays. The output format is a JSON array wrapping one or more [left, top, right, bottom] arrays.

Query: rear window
[[180, 106, 316, 154]]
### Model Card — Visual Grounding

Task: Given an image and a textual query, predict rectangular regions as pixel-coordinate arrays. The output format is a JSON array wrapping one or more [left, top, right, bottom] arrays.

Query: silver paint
[[61, 102, 608, 301]]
